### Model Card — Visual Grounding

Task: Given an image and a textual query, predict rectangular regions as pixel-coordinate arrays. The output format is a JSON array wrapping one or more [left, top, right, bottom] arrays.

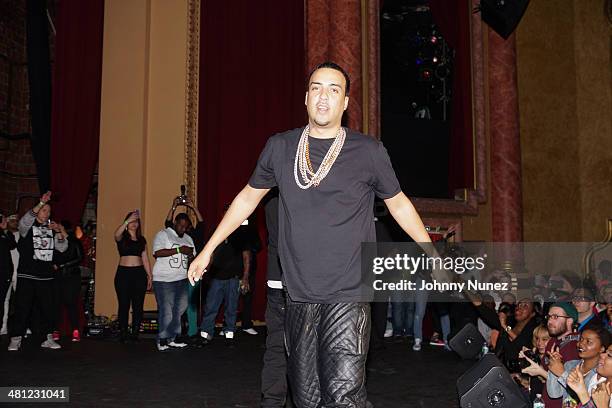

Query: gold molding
[[184, 0, 200, 205], [584, 218, 612, 279]]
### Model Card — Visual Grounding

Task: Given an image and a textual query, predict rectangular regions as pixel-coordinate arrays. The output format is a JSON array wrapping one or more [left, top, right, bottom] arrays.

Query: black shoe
[[189, 335, 206, 348], [128, 333, 140, 343], [119, 330, 128, 344]]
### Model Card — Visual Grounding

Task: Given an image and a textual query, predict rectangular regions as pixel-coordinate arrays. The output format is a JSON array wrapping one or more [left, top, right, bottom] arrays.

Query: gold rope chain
[[293, 125, 346, 189]]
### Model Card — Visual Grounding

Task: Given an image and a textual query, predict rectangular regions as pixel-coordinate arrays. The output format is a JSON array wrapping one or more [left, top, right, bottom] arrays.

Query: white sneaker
[[219, 330, 225, 337], [41, 334, 61, 350], [8, 336, 22, 351], [157, 342, 169, 351], [384, 328, 393, 338], [412, 338, 422, 351], [242, 328, 258, 335], [168, 341, 187, 348], [225, 331, 234, 339], [200, 331, 211, 340]]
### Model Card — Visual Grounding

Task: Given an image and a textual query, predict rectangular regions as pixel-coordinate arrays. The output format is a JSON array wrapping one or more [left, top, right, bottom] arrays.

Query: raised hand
[[187, 251, 210, 286], [547, 345, 564, 377], [126, 211, 139, 224], [40, 191, 52, 204], [566, 364, 589, 404], [592, 381, 611, 408], [520, 353, 547, 378]]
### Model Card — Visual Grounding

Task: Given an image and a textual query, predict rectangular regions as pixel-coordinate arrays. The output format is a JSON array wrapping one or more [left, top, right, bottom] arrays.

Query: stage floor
[[0, 331, 471, 407]]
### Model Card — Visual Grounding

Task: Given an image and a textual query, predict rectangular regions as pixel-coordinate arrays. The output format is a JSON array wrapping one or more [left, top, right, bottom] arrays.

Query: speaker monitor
[[457, 354, 529, 408], [480, 0, 531, 39], [449, 322, 485, 360]]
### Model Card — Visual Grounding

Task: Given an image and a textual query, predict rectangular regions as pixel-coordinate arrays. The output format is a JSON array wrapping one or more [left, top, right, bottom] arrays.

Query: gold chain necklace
[[293, 126, 346, 189]]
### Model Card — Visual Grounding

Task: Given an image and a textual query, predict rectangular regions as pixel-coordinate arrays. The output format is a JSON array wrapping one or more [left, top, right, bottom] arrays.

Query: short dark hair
[[174, 213, 190, 224], [308, 61, 351, 95], [582, 326, 612, 350]]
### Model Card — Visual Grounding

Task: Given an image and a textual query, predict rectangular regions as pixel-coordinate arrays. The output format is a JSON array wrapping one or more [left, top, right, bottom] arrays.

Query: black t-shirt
[[116, 237, 146, 257], [249, 127, 401, 303], [209, 232, 246, 280], [264, 191, 282, 281]]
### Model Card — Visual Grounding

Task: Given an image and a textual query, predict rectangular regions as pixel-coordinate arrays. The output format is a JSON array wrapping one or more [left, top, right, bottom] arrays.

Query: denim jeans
[[391, 300, 414, 336], [153, 279, 188, 342], [186, 280, 201, 336], [411, 277, 429, 340], [200, 278, 239, 336]]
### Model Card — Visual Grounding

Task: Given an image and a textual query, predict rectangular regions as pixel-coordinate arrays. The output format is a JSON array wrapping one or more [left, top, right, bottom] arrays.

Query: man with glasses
[[571, 287, 602, 332], [542, 302, 581, 408]]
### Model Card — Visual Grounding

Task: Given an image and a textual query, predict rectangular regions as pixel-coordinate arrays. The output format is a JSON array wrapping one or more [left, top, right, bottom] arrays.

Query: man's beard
[[548, 324, 565, 337]]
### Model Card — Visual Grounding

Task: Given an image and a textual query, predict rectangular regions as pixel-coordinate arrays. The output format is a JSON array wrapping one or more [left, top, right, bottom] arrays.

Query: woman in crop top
[[114, 210, 152, 342]]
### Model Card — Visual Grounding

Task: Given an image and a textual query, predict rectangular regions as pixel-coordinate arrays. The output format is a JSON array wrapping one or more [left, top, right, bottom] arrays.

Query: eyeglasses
[[516, 303, 531, 310], [572, 296, 593, 302], [545, 314, 570, 320]]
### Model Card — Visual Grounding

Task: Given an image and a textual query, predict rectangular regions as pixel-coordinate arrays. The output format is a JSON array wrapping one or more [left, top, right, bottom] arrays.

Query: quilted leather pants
[[285, 297, 371, 407]]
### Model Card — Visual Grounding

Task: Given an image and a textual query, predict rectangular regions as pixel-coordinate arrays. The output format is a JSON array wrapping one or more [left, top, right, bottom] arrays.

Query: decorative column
[[488, 30, 523, 243], [305, 0, 368, 133]]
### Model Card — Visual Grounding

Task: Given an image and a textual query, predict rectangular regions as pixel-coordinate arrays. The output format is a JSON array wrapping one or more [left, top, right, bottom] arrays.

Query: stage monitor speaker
[[457, 354, 529, 408], [449, 322, 485, 360], [480, 0, 531, 39]]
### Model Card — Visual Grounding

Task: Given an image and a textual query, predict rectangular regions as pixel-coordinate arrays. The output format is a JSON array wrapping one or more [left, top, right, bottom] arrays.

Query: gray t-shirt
[[249, 127, 401, 303]]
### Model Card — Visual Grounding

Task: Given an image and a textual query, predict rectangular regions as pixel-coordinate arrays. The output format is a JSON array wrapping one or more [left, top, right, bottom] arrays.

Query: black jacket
[[53, 236, 83, 278]]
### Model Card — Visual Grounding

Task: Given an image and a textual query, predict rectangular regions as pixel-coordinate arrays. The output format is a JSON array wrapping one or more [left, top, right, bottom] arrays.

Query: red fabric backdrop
[[198, 1, 305, 321], [429, 0, 474, 192], [50, 0, 104, 224]]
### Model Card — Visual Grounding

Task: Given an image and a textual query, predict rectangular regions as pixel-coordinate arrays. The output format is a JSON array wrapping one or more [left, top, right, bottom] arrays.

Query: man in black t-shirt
[[188, 62, 434, 407], [198, 228, 249, 344]]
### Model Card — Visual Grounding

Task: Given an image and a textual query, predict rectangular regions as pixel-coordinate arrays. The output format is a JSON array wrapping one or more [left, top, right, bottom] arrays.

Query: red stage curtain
[[429, 0, 474, 192], [50, 0, 104, 225], [198, 1, 305, 321]]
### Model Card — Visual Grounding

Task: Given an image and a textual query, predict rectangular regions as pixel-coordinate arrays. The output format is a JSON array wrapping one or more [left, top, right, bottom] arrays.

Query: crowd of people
[[3, 61, 612, 408], [1, 192, 94, 350], [463, 271, 612, 407]]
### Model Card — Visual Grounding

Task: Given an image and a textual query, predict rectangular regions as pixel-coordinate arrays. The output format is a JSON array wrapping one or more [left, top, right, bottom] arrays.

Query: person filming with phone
[[113, 209, 153, 343], [7, 191, 68, 351]]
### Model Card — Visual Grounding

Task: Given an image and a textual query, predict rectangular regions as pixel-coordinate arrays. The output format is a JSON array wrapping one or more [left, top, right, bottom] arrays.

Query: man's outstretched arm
[[187, 185, 270, 284], [384, 192, 431, 244]]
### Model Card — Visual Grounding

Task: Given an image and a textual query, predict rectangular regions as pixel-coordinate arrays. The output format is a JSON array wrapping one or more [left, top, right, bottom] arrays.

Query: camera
[[522, 349, 539, 363], [178, 185, 188, 205]]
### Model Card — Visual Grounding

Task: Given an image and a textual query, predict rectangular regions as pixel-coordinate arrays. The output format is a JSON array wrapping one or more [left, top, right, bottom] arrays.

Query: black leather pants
[[285, 297, 370, 408]]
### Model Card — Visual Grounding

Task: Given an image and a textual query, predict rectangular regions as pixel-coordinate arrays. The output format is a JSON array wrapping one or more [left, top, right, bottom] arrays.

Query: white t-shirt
[[152, 228, 196, 282]]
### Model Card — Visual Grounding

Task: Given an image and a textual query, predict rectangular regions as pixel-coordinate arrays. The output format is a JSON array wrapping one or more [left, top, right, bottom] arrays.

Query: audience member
[[0, 214, 17, 336], [522, 302, 581, 408], [51, 221, 84, 342], [164, 196, 205, 341], [8, 192, 68, 351], [199, 216, 250, 345], [152, 213, 195, 351], [547, 326, 611, 404], [566, 343, 612, 408], [113, 210, 152, 343], [573, 287, 603, 332], [237, 216, 262, 336]]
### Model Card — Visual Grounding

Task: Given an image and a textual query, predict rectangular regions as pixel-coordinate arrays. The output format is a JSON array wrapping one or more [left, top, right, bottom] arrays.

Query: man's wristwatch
[[505, 325, 512, 333]]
